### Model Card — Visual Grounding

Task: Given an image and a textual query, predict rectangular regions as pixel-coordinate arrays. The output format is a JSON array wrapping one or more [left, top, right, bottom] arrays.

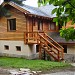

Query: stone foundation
[[64, 54, 75, 63], [0, 40, 38, 59], [0, 53, 39, 59]]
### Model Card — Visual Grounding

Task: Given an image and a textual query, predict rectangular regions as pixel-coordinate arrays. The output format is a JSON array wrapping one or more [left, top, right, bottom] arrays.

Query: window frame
[[38, 20, 43, 30], [63, 45, 67, 53], [4, 45, 9, 50], [49, 22, 56, 31], [36, 45, 39, 53], [16, 46, 21, 51], [7, 18, 16, 32]]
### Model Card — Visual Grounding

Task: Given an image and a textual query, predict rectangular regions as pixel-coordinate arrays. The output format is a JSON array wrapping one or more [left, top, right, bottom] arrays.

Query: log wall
[[0, 6, 26, 40], [0, 5, 58, 41]]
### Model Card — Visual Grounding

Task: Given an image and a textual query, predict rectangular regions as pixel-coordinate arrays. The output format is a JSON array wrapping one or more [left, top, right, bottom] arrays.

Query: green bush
[[60, 27, 75, 41]]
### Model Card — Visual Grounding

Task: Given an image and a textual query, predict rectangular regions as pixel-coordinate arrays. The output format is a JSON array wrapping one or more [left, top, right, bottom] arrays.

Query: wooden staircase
[[24, 31, 64, 61]]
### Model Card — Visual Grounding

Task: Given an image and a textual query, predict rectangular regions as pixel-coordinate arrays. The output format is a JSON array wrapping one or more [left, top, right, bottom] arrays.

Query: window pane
[[38, 20, 43, 30], [16, 46, 21, 51], [4, 45, 9, 50], [8, 18, 16, 31], [49, 22, 56, 30], [50, 23, 55, 30]]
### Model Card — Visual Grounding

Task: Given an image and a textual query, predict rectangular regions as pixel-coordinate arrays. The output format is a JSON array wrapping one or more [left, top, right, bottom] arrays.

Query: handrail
[[24, 31, 44, 44], [38, 33, 64, 61], [43, 47, 58, 60], [39, 39, 58, 55], [44, 33, 64, 50], [44, 33, 64, 59], [38, 33, 62, 52], [38, 34, 61, 61]]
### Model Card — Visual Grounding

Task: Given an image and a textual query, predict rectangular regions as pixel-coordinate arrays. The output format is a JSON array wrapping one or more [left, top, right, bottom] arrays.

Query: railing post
[[62, 49, 64, 60], [43, 50, 46, 60], [58, 51, 60, 61]]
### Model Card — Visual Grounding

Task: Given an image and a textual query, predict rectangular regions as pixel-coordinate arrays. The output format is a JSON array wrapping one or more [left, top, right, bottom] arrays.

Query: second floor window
[[7, 18, 16, 31], [38, 20, 43, 30], [49, 22, 56, 31]]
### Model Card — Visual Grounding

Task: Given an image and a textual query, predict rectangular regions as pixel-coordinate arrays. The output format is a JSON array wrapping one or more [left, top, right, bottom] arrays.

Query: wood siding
[[0, 5, 58, 41], [43, 20, 49, 32], [27, 18, 57, 32], [0, 6, 26, 40]]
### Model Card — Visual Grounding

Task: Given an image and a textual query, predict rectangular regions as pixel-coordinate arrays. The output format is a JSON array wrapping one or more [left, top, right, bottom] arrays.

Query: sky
[[0, 0, 3, 5], [0, 0, 38, 7], [23, 0, 38, 7]]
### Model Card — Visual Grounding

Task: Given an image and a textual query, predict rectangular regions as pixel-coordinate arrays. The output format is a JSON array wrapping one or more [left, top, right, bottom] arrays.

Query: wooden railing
[[24, 31, 64, 61], [42, 33, 64, 60], [24, 31, 44, 44], [38, 33, 64, 61]]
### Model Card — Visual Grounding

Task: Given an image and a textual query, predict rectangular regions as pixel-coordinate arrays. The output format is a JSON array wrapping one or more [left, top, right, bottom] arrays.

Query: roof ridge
[[3, 1, 51, 18]]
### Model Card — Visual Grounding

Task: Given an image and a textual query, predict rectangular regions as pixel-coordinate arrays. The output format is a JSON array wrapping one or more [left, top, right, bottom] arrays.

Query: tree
[[38, 0, 75, 41], [0, 0, 24, 18], [4, 0, 23, 5]]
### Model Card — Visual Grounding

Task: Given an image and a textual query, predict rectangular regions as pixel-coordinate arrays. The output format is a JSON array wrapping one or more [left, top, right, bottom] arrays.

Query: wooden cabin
[[0, 1, 64, 61]]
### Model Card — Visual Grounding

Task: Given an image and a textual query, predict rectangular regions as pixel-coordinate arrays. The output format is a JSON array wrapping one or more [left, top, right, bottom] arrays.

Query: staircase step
[[44, 47, 47, 48], [38, 32, 63, 61]]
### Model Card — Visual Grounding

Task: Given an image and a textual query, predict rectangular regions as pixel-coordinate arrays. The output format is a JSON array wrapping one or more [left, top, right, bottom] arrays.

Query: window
[[36, 45, 39, 53], [38, 20, 43, 30], [4, 45, 9, 50], [49, 22, 56, 30], [63, 45, 67, 53], [7, 18, 16, 31], [16, 46, 21, 51]]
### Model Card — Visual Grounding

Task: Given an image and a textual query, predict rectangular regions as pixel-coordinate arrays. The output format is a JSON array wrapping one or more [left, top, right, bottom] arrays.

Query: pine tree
[[0, 0, 24, 18]]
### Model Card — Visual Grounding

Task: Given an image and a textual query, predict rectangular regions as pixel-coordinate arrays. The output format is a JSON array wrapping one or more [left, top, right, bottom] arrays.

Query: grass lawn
[[0, 57, 71, 71]]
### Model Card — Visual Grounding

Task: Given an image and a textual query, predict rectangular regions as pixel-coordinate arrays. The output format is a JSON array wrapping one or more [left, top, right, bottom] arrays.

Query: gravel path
[[0, 68, 9, 75], [41, 71, 75, 75], [0, 65, 75, 75], [41, 66, 75, 75]]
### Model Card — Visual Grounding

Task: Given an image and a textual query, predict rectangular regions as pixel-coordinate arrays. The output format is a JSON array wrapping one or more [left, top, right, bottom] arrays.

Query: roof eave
[[25, 13, 52, 20]]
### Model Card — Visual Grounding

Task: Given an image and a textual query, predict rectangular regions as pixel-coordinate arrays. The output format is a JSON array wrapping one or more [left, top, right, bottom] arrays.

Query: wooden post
[[43, 50, 46, 60], [62, 49, 64, 60], [58, 51, 60, 61]]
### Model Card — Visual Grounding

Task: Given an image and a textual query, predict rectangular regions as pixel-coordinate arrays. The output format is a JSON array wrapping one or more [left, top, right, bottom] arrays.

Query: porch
[[24, 31, 64, 61]]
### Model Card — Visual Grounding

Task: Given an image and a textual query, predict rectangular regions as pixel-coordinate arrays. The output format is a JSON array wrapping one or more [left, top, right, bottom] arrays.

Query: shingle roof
[[47, 32, 75, 44], [39, 5, 68, 18], [39, 5, 56, 18], [22, 5, 49, 17], [8, 1, 50, 18]]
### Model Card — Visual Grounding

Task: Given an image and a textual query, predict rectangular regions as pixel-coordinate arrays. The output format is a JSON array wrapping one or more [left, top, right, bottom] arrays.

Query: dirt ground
[[0, 68, 9, 75], [0, 66, 75, 75]]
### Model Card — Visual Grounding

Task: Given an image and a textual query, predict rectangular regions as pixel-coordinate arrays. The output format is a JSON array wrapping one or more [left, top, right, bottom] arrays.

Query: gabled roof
[[3, 1, 51, 19]]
